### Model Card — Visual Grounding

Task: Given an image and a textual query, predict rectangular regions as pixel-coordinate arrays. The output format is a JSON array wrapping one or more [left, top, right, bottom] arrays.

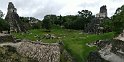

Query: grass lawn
[[12, 28, 115, 62]]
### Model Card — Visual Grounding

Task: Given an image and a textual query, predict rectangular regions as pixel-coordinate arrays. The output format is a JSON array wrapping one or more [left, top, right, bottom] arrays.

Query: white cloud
[[0, 0, 124, 20]]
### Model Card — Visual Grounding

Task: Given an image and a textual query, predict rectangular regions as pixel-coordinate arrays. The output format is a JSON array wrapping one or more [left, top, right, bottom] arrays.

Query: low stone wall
[[17, 41, 61, 62]]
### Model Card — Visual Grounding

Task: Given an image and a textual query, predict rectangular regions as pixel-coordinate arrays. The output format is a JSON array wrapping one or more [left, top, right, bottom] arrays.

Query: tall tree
[[111, 5, 124, 34], [0, 10, 9, 32], [42, 15, 52, 31], [78, 10, 93, 18], [63, 10, 94, 30]]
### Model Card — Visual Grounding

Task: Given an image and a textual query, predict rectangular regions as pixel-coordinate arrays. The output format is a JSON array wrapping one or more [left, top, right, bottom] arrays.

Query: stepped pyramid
[[5, 2, 26, 33]]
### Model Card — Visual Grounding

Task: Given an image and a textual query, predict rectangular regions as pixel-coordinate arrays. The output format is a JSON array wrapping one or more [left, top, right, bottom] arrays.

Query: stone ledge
[[0, 34, 14, 42]]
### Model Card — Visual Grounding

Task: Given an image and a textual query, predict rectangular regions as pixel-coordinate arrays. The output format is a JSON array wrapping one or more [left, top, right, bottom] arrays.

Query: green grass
[[12, 28, 115, 62]]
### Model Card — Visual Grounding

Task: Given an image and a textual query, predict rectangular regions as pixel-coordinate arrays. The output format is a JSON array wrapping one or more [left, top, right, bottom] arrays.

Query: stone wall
[[16, 41, 61, 62]]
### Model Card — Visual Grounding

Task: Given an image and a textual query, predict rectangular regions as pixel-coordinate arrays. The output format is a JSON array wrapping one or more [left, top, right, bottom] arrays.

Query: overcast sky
[[0, 0, 124, 20]]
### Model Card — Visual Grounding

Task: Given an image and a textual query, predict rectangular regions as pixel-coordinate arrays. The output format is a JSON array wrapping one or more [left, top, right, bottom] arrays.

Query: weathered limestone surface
[[115, 30, 124, 41], [16, 41, 61, 62], [0, 41, 74, 62], [0, 45, 38, 62], [87, 51, 109, 62], [87, 39, 124, 62], [5, 2, 25, 33], [0, 41, 62, 62]]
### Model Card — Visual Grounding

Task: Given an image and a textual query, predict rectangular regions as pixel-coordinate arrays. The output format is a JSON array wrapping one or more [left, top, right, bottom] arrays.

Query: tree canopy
[[42, 15, 52, 31], [0, 10, 9, 32], [101, 5, 124, 34]]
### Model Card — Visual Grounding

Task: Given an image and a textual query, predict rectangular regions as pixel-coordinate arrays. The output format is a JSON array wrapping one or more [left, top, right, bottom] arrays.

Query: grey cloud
[[79, 1, 100, 8], [0, 0, 64, 20], [32, 3, 63, 20], [77, 0, 101, 16], [15, 0, 64, 19]]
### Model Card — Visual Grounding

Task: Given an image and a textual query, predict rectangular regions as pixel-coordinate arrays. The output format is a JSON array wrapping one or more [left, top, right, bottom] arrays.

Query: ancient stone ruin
[[0, 40, 73, 62], [17, 41, 61, 62], [0, 33, 73, 62], [87, 39, 124, 62], [5, 2, 26, 33], [84, 5, 108, 34], [96, 5, 107, 18]]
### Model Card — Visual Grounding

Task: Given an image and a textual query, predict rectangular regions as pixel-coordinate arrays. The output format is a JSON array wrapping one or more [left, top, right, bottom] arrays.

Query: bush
[[0, 18, 10, 32]]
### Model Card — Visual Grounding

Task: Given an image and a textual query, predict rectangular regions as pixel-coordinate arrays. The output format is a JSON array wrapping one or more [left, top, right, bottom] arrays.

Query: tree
[[111, 5, 124, 34], [0, 10, 4, 18], [63, 15, 77, 29], [54, 15, 65, 26], [20, 17, 42, 30], [0, 18, 10, 32], [0, 10, 9, 32], [63, 10, 94, 30], [78, 10, 93, 18], [42, 15, 52, 31], [100, 18, 112, 33], [78, 10, 94, 24]]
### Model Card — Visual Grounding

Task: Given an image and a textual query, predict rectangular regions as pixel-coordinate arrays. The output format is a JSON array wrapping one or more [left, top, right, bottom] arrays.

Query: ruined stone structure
[[16, 41, 61, 62], [96, 5, 107, 18], [87, 51, 109, 62], [84, 18, 104, 34], [87, 39, 124, 62], [0, 40, 73, 62], [115, 30, 124, 41], [84, 5, 108, 34], [0, 45, 38, 62], [5, 2, 25, 33], [0, 33, 61, 62], [0, 41, 61, 62]]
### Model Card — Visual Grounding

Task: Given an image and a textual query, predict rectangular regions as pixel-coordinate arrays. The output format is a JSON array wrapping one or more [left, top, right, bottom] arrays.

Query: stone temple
[[5, 2, 25, 33], [84, 5, 108, 34], [96, 5, 107, 18]]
